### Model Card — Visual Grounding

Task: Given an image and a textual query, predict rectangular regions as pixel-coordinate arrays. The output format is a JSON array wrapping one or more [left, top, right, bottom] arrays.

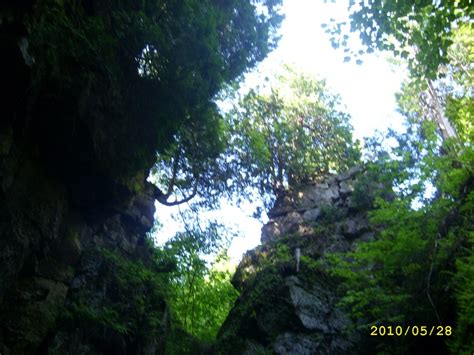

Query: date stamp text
[[370, 325, 452, 336]]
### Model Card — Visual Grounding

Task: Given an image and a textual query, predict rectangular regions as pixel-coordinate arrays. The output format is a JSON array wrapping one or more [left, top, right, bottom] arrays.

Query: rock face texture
[[216, 167, 374, 354], [0, 5, 168, 354], [0, 155, 167, 354]]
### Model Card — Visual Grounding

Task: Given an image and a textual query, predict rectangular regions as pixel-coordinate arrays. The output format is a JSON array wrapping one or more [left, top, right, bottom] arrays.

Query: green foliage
[[446, 95, 474, 144], [446, 24, 474, 89], [298, 255, 329, 286], [325, 0, 473, 79], [322, 30, 473, 348], [259, 242, 294, 275], [319, 204, 345, 225], [442, 24, 474, 144], [64, 225, 239, 352], [273, 243, 292, 265], [392, 24, 473, 144], [151, 66, 361, 209], [350, 170, 385, 210], [27, 0, 283, 179], [163, 222, 238, 344], [312, 204, 347, 235], [100, 248, 169, 335], [326, 114, 473, 353], [299, 254, 320, 271], [223, 67, 360, 206], [65, 247, 170, 347], [68, 302, 130, 336], [451, 224, 474, 354]]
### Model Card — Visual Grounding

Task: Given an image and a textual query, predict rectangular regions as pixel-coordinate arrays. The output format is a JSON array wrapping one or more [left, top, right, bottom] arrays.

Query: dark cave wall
[[0, 4, 167, 354], [0, 170, 161, 354]]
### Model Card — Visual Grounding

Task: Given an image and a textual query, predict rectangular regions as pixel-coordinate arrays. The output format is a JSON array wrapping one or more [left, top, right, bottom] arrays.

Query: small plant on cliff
[[65, 247, 170, 348]]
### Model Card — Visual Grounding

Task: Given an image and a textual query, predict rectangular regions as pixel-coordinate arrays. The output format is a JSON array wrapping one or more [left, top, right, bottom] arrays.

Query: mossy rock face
[[46, 242, 170, 355], [36, 258, 75, 284], [0, 146, 165, 354], [217, 263, 354, 354], [217, 168, 378, 354], [56, 230, 83, 266], [0, 126, 13, 156], [0, 277, 68, 354], [0, 158, 68, 303]]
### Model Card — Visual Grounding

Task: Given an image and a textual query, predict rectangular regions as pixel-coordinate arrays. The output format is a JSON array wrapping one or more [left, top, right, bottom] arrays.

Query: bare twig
[[426, 234, 442, 325]]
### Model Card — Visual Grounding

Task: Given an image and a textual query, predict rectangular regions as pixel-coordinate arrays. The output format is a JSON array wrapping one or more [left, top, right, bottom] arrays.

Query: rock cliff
[[216, 167, 378, 354], [0, 4, 169, 354]]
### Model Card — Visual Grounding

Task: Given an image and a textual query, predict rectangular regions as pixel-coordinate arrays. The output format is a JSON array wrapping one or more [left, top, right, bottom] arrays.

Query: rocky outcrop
[[261, 166, 368, 242], [0, 154, 168, 354], [216, 167, 376, 354]]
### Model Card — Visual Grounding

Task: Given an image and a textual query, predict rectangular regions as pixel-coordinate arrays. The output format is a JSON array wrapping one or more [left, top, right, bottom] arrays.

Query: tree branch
[[164, 146, 181, 198], [155, 179, 198, 206]]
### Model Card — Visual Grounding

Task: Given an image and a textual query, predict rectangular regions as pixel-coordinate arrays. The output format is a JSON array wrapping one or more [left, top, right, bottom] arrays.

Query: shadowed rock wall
[[0, 4, 167, 354], [0, 149, 166, 354]]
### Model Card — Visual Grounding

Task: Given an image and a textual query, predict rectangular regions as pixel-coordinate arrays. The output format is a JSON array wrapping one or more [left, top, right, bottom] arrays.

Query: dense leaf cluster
[[162, 220, 238, 349], [325, 79, 473, 354], [322, 8, 473, 351], [225, 68, 360, 198], [325, 0, 473, 79], [26, 0, 283, 177]]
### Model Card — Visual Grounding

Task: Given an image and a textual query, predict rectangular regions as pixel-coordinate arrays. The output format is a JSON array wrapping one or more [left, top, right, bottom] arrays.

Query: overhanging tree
[[29, 0, 283, 187], [151, 67, 361, 209]]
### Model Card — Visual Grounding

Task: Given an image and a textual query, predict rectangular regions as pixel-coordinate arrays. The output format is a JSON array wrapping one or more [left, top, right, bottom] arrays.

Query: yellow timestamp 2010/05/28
[[370, 325, 452, 337]]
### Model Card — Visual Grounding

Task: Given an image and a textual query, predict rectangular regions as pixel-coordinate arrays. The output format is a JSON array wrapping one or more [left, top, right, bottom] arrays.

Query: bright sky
[[153, 0, 407, 263]]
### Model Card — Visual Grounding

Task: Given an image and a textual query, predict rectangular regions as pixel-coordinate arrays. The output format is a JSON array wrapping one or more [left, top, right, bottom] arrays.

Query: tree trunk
[[426, 79, 457, 141]]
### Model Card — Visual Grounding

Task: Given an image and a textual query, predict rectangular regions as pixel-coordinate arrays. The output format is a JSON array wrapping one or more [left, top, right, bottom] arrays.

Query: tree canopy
[[323, 0, 473, 143], [225, 68, 361, 198], [326, 0, 473, 79], [151, 67, 361, 209], [150, 2, 473, 351]]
